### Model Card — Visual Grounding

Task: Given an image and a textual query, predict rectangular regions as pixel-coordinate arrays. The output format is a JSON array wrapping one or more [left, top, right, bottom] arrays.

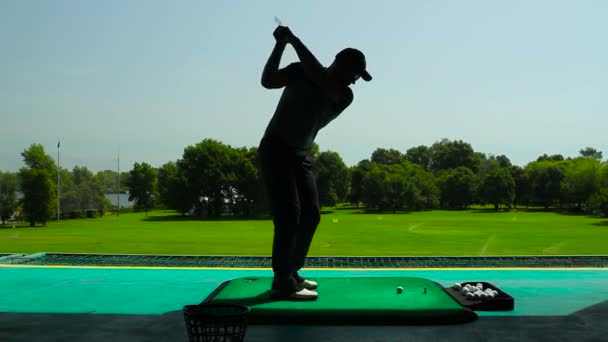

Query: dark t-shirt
[[263, 62, 349, 154]]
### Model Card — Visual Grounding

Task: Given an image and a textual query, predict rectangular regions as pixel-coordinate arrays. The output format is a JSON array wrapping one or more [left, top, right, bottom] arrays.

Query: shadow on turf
[[144, 210, 338, 221], [470, 208, 605, 218], [0, 223, 48, 229], [351, 209, 414, 215], [143, 214, 272, 222], [469, 208, 555, 214], [203, 290, 282, 307]]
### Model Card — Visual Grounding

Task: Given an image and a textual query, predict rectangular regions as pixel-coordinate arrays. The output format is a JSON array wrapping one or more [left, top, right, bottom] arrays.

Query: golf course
[[1, 209, 606, 256]]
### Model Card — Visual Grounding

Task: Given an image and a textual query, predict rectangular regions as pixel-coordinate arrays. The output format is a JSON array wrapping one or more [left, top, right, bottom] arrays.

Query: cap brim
[[361, 70, 372, 81]]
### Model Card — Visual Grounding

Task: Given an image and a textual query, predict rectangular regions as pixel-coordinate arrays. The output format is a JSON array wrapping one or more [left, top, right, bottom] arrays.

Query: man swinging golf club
[[258, 23, 371, 300]]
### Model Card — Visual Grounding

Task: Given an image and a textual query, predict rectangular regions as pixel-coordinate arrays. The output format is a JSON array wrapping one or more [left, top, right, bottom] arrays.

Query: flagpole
[[57, 139, 60, 222], [117, 145, 120, 216]]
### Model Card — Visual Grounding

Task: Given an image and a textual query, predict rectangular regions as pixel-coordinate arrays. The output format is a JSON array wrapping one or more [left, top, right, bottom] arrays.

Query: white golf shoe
[[271, 287, 319, 301], [297, 278, 318, 290]]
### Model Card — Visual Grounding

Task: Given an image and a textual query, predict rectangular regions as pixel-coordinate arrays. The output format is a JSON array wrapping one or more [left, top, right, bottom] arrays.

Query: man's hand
[[273, 26, 295, 44]]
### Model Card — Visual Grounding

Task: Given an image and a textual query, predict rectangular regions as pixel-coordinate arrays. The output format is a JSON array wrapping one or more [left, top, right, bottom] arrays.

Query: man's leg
[[258, 141, 300, 292], [292, 154, 321, 275]]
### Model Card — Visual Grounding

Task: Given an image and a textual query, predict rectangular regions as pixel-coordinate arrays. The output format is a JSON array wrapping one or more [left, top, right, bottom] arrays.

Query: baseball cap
[[335, 48, 372, 81]]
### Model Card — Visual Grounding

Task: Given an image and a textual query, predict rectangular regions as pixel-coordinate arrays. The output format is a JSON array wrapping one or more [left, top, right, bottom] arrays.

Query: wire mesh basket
[[183, 303, 251, 342]]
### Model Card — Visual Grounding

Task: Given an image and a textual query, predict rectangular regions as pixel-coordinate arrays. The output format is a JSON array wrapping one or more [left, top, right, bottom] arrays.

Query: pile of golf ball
[[452, 283, 499, 301]]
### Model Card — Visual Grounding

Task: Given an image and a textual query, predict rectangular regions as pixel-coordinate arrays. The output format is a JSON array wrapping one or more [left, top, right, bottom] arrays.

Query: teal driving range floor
[[1, 267, 606, 317]]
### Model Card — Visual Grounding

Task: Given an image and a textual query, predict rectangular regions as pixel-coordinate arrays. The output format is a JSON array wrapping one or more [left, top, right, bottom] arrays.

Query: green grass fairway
[[1, 209, 607, 256]]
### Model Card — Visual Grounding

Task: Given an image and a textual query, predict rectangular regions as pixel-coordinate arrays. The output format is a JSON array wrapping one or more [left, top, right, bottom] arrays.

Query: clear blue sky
[[1, 0, 606, 172]]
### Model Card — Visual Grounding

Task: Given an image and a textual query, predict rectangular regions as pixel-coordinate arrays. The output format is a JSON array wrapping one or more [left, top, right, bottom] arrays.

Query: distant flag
[[57, 140, 60, 149]]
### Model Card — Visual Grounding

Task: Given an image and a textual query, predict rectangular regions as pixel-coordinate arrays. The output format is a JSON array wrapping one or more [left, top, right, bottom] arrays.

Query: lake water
[[105, 193, 134, 208], [17, 192, 134, 208]]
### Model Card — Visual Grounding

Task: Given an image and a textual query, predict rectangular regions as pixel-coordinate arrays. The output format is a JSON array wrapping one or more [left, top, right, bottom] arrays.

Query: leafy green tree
[[525, 160, 565, 209], [351, 159, 438, 211], [479, 168, 515, 210], [126, 162, 157, 213], [20, 168, 56, 226], [96, 170, 127, 194], [361, 164, 390, 210], [73, 166, 108, 213], [430, 138, 479, 173], [477, 153, 499, 177], [437, 167, 478, 209], [57, 168, 77, 216], [385, 165, 410, 211], [370, 148, 405, 166], [349, 160, 373, 206], [536, 154, 564, 162], [21, 144, 56, 171], [229, 147, 264, 217], [494, 155, 512, 168], [589, 164, 608, 216], [19, 144, 57, 226], [157, 161, 191, 214], [478, 154, 512, 178], [315, 151, 349, 206], [0, 172, 19, 224], [358, 161, 438, 211], [178, 139, 234, 217], [402, 162, 439, 210], [167, 141, 269, 217], [560, 158, 601, 210], [589, 187, 608, 216], [60, 167, 108, 218], [579, 147, 603, 161], [405, 145, 431, 171], [508, 165, 529, 208]]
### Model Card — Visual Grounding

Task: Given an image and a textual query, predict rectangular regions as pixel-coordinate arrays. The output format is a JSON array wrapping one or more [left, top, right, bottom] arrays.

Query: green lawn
[[1, 209, 607, 256]]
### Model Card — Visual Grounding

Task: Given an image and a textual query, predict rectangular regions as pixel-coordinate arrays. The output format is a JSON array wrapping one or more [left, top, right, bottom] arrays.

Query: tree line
[[0, 144, 130, 225], [1, 140, 606, 226]]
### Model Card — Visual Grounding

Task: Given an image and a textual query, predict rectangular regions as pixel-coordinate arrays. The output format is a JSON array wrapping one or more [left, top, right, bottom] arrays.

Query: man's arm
[[280, 27, 344, 104], [261, 40, 288, 89], [289, 36, 326, 86]]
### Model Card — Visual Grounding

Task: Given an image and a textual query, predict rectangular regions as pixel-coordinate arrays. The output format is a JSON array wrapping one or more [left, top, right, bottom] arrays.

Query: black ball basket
[[183, 303, 251, 342], [444, 281, 515, 311]]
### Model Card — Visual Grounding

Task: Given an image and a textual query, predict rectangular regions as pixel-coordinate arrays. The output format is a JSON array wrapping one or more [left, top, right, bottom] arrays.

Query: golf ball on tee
[[396, 286, 404, 294]]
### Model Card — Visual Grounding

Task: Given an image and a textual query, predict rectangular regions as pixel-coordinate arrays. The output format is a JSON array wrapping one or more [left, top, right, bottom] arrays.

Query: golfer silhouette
[[258, 25, 371, 300]]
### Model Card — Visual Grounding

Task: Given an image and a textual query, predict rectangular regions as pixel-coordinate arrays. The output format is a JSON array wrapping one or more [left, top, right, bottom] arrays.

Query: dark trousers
[[258, 136, 320, 291]]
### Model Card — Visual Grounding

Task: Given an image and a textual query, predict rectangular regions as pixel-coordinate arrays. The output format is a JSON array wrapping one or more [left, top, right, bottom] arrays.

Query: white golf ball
[[476, 283, 484, 290], [396, 286, 404, 294], [453, 283, 462, 290], [465, 292, 474, 300], [461, 287, 470, 294]]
